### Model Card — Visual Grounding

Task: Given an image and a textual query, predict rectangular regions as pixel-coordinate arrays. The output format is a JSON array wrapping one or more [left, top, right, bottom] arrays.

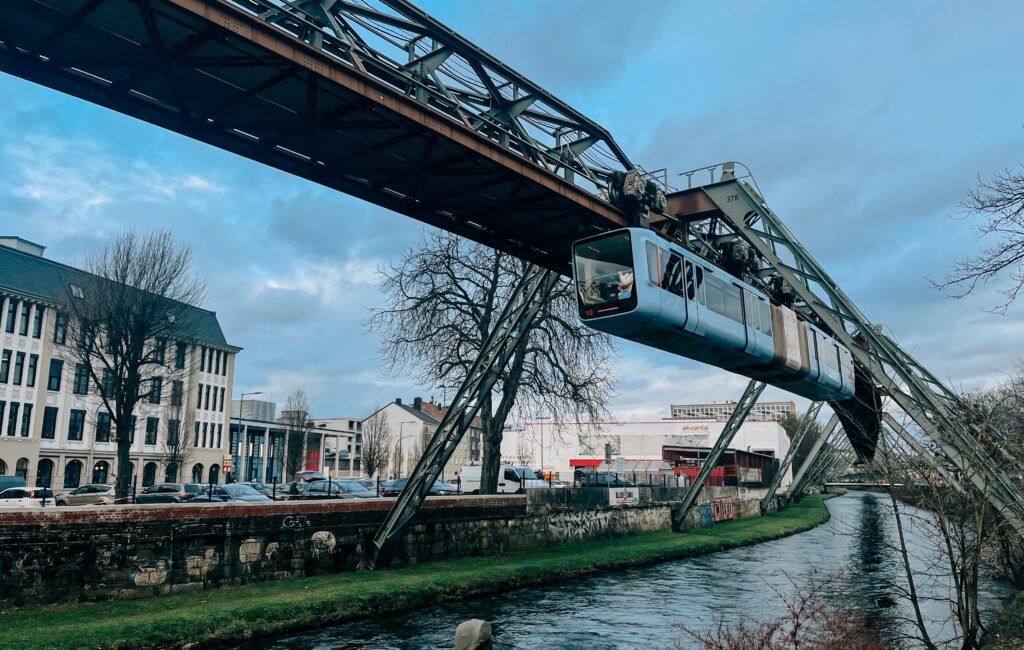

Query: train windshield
[[574, 231, 638, 319]]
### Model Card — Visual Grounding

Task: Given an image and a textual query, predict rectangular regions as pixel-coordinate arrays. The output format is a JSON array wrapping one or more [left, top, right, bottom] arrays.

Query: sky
[[1, 0, 1023, 422]]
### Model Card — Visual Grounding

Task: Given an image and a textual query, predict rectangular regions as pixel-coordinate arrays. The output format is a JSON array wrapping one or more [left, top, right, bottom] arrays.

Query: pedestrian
[[453, 472, 462, 494]]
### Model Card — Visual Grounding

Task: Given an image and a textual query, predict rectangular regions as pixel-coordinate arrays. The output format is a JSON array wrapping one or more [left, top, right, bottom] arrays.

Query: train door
[[683, 259, 700, 334]]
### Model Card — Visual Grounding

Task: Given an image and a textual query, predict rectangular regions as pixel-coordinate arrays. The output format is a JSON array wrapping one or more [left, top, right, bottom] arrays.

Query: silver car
[[56, 483, 129, 506]]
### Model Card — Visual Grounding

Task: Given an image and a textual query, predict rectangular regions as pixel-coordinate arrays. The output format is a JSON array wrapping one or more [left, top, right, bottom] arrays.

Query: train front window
[[574, 232, 638, 318]]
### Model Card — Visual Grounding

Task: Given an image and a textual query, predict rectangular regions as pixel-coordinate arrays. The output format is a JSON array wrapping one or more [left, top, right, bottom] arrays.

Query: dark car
[[296, 479, 376, 500], [192, 484, 272, 503], [380, 478, 458, 497], [236, 481, 277, 499], [580, 472, 635, 488], [135, 483, 206, 503]]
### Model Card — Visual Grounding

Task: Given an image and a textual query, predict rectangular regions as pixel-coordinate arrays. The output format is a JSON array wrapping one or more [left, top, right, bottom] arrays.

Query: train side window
[[664, 253, 684, 296], [744, 292, 758, 330], [646, 242, 662, 286], [724, 283, 744, 323], [760, 301, 772, 336], [684, 261, 695, 300], [695, 267, 705, 305]]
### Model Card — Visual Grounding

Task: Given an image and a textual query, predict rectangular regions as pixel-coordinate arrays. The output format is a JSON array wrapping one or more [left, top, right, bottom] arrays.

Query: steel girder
[[759, 402, 823, 513], [671, 379, 765, 530], [368, 264, 559, 568], [786, 415, 840, 499], [664, 168, 1024, 536], [882, 413, 966, 496]]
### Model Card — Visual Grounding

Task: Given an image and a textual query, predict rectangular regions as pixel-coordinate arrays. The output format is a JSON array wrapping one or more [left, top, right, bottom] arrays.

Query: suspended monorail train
[[572, 228, 855, 401]]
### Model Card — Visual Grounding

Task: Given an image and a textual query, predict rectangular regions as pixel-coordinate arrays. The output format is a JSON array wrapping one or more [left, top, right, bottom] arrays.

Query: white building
[[0, 236, 239, 489], [364, 397, 481, 479], [502, 417, 792, 486], [670, 399, 796, 422]]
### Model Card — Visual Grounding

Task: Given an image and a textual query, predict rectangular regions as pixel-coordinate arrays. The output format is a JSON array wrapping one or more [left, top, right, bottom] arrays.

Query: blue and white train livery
[[572, 228, 855, 401]]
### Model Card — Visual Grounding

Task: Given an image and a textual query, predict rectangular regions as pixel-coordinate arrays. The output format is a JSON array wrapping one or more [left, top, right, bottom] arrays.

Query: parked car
[[295, 470, 327, 483], [380, 478, 459, 497], [135, 483, 206, 503], [580, 472, 635, 488], [297, 479, 376, 499], [0, 486, 56, 507], [56, 483, 133, 506], [193, 484, 272, 503], [459, 464, 551, 494], [236, 481, 276, 499]]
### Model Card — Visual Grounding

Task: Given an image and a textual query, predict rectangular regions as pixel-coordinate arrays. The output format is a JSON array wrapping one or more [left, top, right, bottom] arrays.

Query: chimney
[[395, 398, 402, 405], [413, 397, 422, 410]]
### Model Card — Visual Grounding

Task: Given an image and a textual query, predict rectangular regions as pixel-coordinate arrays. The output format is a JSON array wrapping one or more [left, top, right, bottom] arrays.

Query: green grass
[[983, 590, 1024, 649], [0, 495, 835, 650]]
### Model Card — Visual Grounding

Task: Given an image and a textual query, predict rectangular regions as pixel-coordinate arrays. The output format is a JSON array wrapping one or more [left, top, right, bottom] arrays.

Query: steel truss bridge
[[1, 0, 1021, 566]]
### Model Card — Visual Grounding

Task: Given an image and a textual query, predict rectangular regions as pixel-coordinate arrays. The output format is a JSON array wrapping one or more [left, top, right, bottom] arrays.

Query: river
[[236, 492, 1014, 649]]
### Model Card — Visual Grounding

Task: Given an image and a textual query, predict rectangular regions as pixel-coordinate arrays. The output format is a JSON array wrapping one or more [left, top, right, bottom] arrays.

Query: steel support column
[[882, 413, 966, 496], [671, 379, 765, 531], [367, 264, 559, 568], [760, 402, 823, 513], [785, 414, 840, 499]]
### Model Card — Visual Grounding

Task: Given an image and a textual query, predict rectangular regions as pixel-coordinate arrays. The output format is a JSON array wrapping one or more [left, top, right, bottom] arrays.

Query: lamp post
[[235, 390, 262, 483], [535, 415, 551, 485], [396, 420, 417, 478]]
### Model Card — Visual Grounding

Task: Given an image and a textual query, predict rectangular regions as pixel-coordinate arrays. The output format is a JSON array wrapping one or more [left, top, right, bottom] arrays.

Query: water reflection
[[235, 492, 1013, 650]]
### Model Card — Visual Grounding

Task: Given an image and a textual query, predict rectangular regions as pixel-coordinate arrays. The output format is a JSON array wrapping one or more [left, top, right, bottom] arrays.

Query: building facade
[[364, 397, 481, 479], [669, 399, 796, 423], [0, 237, 239, 490], [501, 418, 793, 487]]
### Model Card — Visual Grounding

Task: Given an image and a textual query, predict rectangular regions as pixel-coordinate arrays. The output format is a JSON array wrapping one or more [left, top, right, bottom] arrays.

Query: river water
[[237, 492, 1014, 649]]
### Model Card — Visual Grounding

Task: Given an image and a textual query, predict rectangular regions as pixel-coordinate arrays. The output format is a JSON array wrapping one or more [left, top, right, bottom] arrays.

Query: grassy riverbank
[[983, 590, 1024, 649], [0, 494, 836, 650]]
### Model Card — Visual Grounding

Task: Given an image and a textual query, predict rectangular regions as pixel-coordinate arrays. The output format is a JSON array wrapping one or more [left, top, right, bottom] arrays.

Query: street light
[[235, 390, 262, 483], [396, 420, 418, 478], [535, 415, 551, 486]]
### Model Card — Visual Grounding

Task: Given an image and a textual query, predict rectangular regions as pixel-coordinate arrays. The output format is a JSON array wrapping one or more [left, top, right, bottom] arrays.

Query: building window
[[25, 354, 37, 388], [20, 404, 31, 437], [197, 382, 203, 409], [194, 421, 201, 446], [7, 402, 19, 436], [204, 384, 211, 410], [32, 305, 44, 339], [201, 422, 208, 448], [92, 460, 110, 484], [41, 406, 58, 439], [18, 304, 29, 336], [68, 409, 85, 441], [53, 313, 67, 344], [36, 458, 54, 487], [129, 415, 137, 443], [5, 300, 17, 333], [175, 342, 186, 369], [170, 380, 183, 407], [219, 387, 226, 412], [214, 350, 221, 375], [13, 352, 24, 385], [145, 417, 159, 445], [47, 359, 63, 391], [100, 368, 114, 399], [78, 321, 94, 351], [148, 377, 162, 405], [200, 347, 206, 372], [142, 462, 157, 487], [154, 338, 166, 364], [73, 363, 89, 395], [217, 423, 223, 448], [167, 419, 180, 447], [96, 411, 112, 442], [0, 349, 9, 383], [64, 459, 82, 488], [0, 401, 5, 436]]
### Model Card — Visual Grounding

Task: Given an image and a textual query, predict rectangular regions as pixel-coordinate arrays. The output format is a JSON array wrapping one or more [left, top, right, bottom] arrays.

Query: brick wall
[[0, 488, 760, 604]]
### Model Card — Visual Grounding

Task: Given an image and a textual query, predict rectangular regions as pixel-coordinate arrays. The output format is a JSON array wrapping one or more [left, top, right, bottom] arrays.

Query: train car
[[572, 228, 855, 401]]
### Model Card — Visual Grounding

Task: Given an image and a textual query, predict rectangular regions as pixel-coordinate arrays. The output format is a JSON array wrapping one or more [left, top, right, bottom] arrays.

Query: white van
[[458, 464, 551, 494]]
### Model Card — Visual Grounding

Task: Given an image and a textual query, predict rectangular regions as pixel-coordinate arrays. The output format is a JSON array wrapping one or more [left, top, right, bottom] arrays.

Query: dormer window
[[69, 284, 84, 299]]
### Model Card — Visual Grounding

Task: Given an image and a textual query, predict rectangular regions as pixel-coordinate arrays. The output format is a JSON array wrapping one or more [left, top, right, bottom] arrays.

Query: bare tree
[[160, 402, 197, 483], [369, 230, 617, 493], [935, 159, 1024, 312], [63, 229, 206, 499], [780, 412, 825, 472], [282, 388, 311, 480], [360, 407, 392, 479], [514, 435, 534, 467]]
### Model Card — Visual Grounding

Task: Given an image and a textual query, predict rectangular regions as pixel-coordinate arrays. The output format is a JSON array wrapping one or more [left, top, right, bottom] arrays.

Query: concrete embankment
[[0, 494, 835, 650]]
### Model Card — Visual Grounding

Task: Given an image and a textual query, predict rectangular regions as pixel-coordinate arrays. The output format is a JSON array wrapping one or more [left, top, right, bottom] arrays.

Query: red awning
[[570, 458, 603, 467]]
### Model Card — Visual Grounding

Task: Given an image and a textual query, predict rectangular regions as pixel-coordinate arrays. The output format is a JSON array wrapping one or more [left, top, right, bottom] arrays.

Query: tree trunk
[[479, 391, 501, 494]]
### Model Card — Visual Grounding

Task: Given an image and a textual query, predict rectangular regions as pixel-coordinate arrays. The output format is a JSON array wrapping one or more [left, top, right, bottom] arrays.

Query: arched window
[[92, 460, 110, 484], [64, 460, 82, 488], [36, 459, 54, 487], [0, 459, 6, 475], [16, 458, 29, 480], [191, 464, 204, 483], [142, 462, 157, 488], [209, 464, 220, 485], [164, 464, 178, 483]]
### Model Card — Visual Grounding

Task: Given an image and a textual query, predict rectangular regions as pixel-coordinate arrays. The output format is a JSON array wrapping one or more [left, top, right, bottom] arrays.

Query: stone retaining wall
[[0, 487, 760, 604]]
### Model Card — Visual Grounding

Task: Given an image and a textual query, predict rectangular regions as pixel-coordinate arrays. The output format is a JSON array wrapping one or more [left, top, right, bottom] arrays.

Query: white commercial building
[[670, 400, 796, 423], [502, 417, 792, 486]]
